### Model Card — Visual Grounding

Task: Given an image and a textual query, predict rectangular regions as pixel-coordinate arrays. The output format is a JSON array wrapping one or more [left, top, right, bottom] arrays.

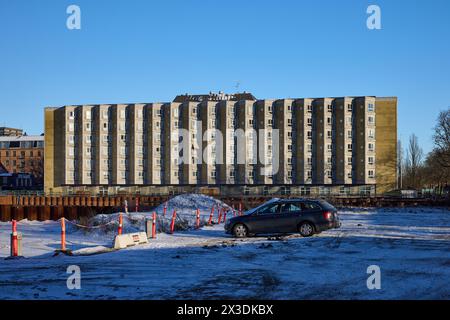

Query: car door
[[300, 201, 323, 224], [248, 203, 281, 234], [278, 202, 303, 233]]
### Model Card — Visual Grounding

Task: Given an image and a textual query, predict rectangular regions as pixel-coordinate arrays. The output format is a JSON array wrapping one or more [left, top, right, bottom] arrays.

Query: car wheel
[[299, 222, 315, 237], [233, 224, 248, 238]]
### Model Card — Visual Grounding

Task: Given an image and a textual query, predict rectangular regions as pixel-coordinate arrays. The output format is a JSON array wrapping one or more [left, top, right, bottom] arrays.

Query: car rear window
[[318, 200, 337, 211], [301, 202, 322, 211]]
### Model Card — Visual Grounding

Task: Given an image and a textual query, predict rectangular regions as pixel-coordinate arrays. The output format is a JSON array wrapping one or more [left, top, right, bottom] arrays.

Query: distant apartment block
[[44, 93, 397, 196], [0, 127, 24, 136], [0, 135, 45, 186]]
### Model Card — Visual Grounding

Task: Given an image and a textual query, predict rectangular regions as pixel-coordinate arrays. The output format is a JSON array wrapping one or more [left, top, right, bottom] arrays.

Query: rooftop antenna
[[234, 81, 240, 92]]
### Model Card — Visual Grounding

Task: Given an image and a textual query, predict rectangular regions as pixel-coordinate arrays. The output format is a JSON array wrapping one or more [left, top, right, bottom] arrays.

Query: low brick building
[[0, 135, 44, 187]]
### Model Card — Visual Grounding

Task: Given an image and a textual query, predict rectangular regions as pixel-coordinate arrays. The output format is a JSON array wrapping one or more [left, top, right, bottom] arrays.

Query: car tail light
[[323, 211, 333, 220]]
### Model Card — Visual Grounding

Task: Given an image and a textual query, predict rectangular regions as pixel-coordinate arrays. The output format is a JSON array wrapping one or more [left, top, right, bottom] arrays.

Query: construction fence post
[[208, 205, 215, 226], [196, 209, 200, 229], [60, 218, 66, 252], [118, 213, 123, 235], [152, 212, 157, 239], [170, 210, 177, 234], [10, 220, 19, 257], [217, 208, 222, 225]]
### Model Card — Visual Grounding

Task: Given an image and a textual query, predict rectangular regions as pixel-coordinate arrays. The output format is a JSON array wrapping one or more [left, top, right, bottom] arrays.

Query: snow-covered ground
[[0, 195, 449, 300]]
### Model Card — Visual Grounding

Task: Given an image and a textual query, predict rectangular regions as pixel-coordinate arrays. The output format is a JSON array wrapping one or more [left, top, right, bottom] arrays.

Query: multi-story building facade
[[0, 135, 45, 186], [44, 93, 397, 196], [0, 127, 24, 137]]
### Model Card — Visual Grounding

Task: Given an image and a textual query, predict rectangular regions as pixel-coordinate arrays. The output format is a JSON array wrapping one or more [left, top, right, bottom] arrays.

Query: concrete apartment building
[[0, 135, 45, 186], [44, 93, 397, 196]]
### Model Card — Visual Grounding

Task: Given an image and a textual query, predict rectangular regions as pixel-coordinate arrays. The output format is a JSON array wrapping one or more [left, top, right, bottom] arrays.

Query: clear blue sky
[[0, 0, 449, 153]]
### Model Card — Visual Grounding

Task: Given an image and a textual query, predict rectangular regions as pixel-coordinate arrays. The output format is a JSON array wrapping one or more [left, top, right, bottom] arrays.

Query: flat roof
[[0, 135, 44, 142]]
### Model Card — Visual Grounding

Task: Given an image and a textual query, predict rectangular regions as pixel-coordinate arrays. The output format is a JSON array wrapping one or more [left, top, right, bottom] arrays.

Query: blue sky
[[0, 0, 449, 153]]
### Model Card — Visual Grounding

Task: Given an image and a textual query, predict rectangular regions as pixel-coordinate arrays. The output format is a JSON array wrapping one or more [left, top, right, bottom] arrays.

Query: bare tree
[[407, 134, 423, 188], [397, 139, 403, 189], [433, 108, 450, 168]]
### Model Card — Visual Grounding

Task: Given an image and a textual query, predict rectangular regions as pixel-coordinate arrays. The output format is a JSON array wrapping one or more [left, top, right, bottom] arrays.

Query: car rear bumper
[[316, 220, 341, 232]]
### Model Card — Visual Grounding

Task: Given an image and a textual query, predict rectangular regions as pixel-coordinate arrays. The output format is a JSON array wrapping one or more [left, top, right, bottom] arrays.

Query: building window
[[86, 110, 92, 120], [327, 105, 332, 112], [120, 110, 126, 119], [69, 111, 75, 120], [307, 118, 313, 126], [368, 129, 375, 139], [327, 131, 332, 139], [368, 170, 375, 179], [368, 143, 375, 152], [347, 104, 353, 112], [347, 157, 352, 165], [307, 131, 312, 139], [368, 103, 375, 112], [368, 116, 375, 125], [347, 144, 353, 152], [86, 123, 91, 131], [68, 124, 74, 132], [346, 116, 352, 125], [368, 156, 375, 165], [307, 105, 312, 112]]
